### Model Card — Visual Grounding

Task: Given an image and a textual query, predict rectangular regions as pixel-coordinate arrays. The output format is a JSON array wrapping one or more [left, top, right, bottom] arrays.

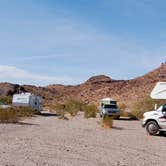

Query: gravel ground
[[0, 112, 165, 166]]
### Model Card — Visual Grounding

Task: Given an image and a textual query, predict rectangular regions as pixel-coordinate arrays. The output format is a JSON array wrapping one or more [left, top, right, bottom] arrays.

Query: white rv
[[12, 93, 42, 112], [142, 82, 166, 135]]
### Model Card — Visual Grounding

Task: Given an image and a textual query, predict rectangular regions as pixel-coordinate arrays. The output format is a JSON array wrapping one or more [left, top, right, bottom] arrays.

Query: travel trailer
[[12, 93, 42, 112], [100, 98, 120, 119], [142, 82, 166, 135]]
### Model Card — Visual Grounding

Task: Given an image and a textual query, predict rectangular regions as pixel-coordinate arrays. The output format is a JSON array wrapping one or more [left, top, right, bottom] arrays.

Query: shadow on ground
[[112, 126, 124, 130], [38, 112, 58, 117], [157, 132, 166, 137], [116, 117, 138, 121], [15, 122, 40, 126]]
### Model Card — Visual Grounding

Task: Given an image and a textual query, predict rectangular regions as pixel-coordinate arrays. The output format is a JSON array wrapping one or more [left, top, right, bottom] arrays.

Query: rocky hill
[[1, 64, 166, 108]]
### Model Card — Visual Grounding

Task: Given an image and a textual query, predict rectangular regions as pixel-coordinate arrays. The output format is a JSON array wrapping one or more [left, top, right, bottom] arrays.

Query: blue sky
[[0, 0, 166, 86]]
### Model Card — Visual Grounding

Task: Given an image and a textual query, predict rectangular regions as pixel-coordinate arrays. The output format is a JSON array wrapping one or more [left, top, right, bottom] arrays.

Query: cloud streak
[[0, 65, 74, 86]]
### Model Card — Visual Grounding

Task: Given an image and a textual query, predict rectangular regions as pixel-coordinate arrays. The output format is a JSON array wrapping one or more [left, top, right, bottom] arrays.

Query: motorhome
[[12, 93, 42, 112], [142, 82, 166, 135], [100, 98, 120, 119]]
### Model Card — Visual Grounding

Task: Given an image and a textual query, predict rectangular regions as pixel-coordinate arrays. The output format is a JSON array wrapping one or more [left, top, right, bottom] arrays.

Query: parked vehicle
[[99, 98, 120, 119], [142, 82, 166, 135], [12, 93, 42, 112]]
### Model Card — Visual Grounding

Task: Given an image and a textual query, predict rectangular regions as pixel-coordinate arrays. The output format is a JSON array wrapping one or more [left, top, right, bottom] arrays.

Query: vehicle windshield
[[103, 104, 117, 109], [162, 104, 166, 112], [157, 104, 166, 112]]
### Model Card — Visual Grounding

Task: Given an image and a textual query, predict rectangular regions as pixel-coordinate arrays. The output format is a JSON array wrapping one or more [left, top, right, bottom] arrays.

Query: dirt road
[[0, 112, 165, 166]]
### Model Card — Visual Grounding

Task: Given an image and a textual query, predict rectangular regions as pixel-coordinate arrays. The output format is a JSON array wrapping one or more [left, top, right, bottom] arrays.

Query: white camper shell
[[151, 82, 166, 99], [12, 93, 42, 112]]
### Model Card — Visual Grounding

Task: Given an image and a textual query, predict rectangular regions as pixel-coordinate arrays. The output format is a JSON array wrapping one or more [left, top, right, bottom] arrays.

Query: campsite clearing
[[0, 112, 165, 166]]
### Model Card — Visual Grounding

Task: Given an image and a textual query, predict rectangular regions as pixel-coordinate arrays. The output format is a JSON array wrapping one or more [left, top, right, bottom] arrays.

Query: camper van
[[142, 82, 166, 135], [12, 93, 42, 112], [100, 98, 120, 119]]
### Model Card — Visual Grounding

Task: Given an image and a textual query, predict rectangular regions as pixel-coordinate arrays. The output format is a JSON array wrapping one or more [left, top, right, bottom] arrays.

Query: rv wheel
[[146, 121, 159, 136]]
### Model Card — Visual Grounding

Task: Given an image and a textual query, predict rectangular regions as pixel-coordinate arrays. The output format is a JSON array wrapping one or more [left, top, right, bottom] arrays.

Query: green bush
[[131, 96, 165, 119], [84, 104, 98, 118], [48, 99, 85, 118], [15, 106, 38, 117], [0, 96, 12, 105], [102, 115, 113, 128], [65, 99, 85, 116], [0, 106, 37, 123]]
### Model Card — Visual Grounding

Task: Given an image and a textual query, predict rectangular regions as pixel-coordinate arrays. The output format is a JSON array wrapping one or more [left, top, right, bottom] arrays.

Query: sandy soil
[[0, 112, 165, 166]]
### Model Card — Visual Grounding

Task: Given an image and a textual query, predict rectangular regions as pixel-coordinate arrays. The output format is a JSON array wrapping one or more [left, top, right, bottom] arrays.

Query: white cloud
[[0, 65, 74, 86]]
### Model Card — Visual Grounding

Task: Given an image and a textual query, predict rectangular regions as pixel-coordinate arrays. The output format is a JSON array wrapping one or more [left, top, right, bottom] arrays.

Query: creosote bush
[[102, 115, 113, 128], [84, 104, 98, 118], [0, 106, 37, 123], [49, 99, 99, 119], [119, 103, 128, 117], [0, 96, 12, 105], [65, 99, 84, 116], [0, 108, 18, 123], [49, 99, 85, 119], [15, 106, 38, 117]]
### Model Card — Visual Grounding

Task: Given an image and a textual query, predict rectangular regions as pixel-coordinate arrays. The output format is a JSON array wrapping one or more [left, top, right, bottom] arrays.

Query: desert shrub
[[102, 115, 113, 128], [55, 105, 66, 119], [49, 103, 66, 114], [15, 106, 38, 117], [0, 96, 12, 105], [84, 104, 98, 118], [0, 108, 18, 123], [119, 103, 128, 117], [65, 99, 85, 116], [131, 96, 165, 119], [0, 106, 37, 123], [119, 103, 127, 111], [48, 99, 85, 118]]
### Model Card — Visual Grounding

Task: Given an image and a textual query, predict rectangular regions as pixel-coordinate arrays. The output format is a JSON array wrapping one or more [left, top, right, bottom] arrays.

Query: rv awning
[[151, 82, 166, 99]]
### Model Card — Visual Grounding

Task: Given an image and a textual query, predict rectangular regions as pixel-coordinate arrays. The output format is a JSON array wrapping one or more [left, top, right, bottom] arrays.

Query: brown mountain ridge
[[1, 64, 166, 109]]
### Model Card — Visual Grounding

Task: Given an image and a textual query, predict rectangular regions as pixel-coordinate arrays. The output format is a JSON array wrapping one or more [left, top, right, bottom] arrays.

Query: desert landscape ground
[[0, 112, 165, 166]]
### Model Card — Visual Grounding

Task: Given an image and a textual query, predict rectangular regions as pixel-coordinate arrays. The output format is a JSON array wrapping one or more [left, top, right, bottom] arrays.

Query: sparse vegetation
[[0, 106, 37, 123], [0, 108, 18, 123], [0, 96, 12, 105], [118, 103, 134, 118], [84, 104, 98, 118], [48, 99, 85, 119], [15, 106, 38, 117], [49, 99, 99, 119], [131, 96, 165, 119], [102, 115, 114, 128], [65, 99, 84, 116]]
